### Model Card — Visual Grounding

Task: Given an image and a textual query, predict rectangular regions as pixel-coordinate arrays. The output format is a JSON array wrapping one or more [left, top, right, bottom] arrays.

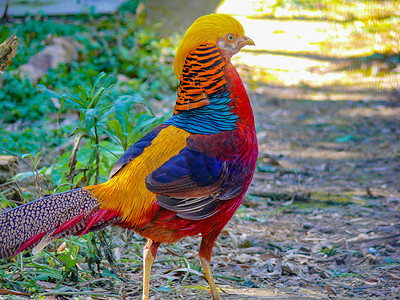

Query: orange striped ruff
[[174, 43, 227, 114]]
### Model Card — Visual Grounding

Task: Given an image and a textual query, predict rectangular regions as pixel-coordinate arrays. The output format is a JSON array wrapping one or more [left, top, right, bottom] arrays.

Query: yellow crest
[[173, 14, 245, 79]]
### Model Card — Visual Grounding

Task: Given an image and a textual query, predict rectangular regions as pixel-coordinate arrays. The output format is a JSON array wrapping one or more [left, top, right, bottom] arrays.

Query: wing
[[89, 125, 252, 224], [87, 125, 191, 228], [146, 147, 224, 197], [145, 137, 250, 220]]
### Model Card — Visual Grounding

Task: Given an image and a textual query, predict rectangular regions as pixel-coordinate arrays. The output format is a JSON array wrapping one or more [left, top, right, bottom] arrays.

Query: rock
[[282, 260, 301, 276], [0, 155, 22, 201], [236, 253, 254, 264], [0, 155, 19, 184], [302, 222, 314, 229], [19, 36, 81, 84]]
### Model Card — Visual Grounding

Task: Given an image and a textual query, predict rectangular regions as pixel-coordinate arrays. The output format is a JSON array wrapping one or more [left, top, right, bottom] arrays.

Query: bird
[[0, 13, 257, 300]]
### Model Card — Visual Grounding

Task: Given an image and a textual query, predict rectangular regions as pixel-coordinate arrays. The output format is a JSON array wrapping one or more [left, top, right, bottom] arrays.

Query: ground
[[137, 0, 400, 299], [141, 87, 400, 299]]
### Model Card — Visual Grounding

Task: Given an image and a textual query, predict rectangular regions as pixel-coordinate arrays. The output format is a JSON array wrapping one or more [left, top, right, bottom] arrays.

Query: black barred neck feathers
[[173, 43, 227, 115]]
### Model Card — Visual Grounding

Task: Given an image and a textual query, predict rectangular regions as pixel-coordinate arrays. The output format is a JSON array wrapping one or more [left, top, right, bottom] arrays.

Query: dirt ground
[[141, 86, 400, 300]]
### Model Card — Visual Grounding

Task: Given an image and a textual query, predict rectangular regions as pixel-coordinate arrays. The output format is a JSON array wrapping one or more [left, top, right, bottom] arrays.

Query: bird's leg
[[199, 232, 220, 300], [142, 239, 160, 300]]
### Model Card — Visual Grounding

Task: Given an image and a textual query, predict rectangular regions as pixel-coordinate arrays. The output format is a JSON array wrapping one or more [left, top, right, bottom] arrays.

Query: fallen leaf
[[325, 284, 336, 295], [0, 289, 30, 297]]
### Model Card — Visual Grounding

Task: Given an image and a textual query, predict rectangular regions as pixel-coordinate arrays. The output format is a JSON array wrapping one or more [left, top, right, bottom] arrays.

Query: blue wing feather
[[146, 147, 224, 194]]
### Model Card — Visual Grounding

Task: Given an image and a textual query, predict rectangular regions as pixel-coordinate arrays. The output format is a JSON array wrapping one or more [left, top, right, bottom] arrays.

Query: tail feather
[[0, 188, 120, 259]]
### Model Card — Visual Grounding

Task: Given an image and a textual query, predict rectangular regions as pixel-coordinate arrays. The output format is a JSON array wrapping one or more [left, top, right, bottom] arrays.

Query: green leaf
[[334, 134, 354, 143], [116, 95, 144, 105], [104, 119, 127, 149], [155, 286, 171, 292], [84, 108, 100, 130], [258, 165, 279, 173], [0, 27, 12, 43]]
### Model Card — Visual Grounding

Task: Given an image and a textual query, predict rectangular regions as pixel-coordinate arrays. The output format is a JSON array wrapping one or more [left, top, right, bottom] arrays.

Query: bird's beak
[[238, 35, 255, 48]]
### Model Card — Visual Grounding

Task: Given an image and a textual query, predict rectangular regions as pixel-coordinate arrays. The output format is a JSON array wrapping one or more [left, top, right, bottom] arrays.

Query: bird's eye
[[227, 34, 234, 41]]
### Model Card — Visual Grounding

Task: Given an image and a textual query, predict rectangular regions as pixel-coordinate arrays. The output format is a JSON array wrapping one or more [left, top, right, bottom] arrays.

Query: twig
[[68, 133, 86, 185], [0, 0, 10, 21], [94, 125, 100, 185], [40, 291, 119, 297], [0, 288, 30, 297], [334, 234, 400, 248]]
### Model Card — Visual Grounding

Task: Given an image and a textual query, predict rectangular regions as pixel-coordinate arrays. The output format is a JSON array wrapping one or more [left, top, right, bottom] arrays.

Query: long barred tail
[[0, 188, 121, 259]]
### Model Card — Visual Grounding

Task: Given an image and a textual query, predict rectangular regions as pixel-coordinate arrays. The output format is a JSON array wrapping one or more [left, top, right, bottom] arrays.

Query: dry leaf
[[0, 289, 30, 297], [57, 241, 67, 252], [324, 284, 336, 295], [387, 272, 400, 280]]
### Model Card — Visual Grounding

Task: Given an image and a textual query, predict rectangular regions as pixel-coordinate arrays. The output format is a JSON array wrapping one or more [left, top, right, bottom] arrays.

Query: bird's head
[[173, 13, 254, 79]]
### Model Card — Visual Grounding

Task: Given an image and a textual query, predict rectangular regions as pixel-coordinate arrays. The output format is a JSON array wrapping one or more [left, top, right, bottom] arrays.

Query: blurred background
[[0, 0, 399, 299]]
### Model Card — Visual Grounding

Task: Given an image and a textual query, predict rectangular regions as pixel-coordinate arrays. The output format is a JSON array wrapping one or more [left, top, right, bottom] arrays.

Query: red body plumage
[[132, 63, 258, 246]]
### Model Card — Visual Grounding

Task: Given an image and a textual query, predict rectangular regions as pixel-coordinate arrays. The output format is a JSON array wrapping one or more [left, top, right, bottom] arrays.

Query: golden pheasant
[[0, 14, 257, 300]]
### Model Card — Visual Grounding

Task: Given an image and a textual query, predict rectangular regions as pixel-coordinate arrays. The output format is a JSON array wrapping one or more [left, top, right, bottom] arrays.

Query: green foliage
[[118, 0, 142, 13], [0, 1, 177, 296], [1, 13, 176, 122], [103, 96, 158, 151], [320, 245, 338, 257], [48, 140, 120, 189], [0, 73, 53, 123], [0, 8, 172, 295], [0, 9, 177, 156], [41, 72, 118, 137], [3, 18, 85, 67], [0, 123, 67, 154], [38, 72, 162, 188], [0, 71, 162, 295], [0, 234, 125, 296], [0, 27, 12, 43]]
